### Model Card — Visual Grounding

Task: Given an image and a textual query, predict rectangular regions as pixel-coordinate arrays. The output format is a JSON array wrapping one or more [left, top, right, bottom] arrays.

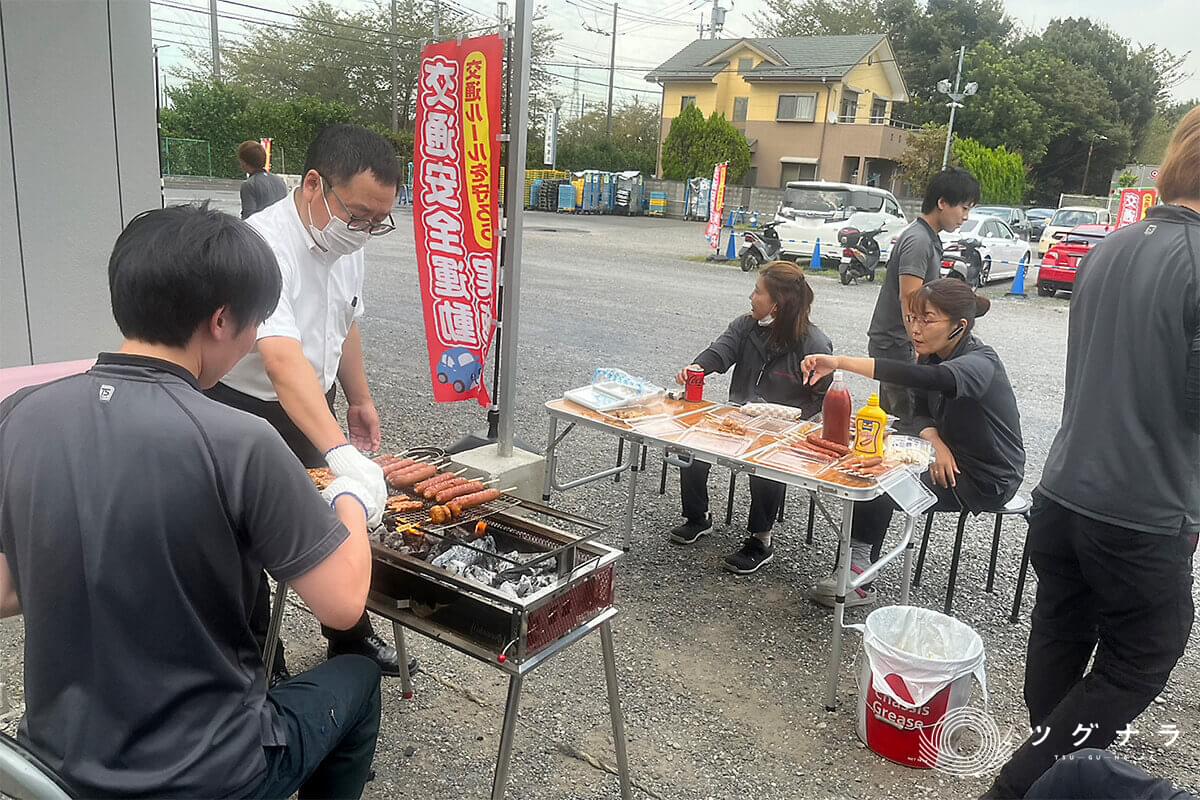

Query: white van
[[774, 181, 908, 259]]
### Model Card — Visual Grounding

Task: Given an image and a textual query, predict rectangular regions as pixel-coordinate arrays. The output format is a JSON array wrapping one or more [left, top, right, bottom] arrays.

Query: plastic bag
[[860, 605, 987, 709]]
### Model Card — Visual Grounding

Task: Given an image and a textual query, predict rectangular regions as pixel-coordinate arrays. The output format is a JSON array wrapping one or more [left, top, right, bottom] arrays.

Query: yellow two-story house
[[646, 34, 911, 190]]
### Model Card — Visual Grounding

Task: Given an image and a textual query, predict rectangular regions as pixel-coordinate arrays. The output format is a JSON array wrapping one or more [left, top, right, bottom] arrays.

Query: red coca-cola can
[[684, 367, 706, 402]]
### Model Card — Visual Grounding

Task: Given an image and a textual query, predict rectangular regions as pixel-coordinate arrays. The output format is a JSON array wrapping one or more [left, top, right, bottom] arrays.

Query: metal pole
[[433, 0, 441, 38], [1081, 138, 1096, 193], [153, 46, 166, 208], [496, 0, 533, 458], [606, 3, 617, 137], [600, 622, 634, 800], [390, 0, 399, 132], [940, 45, 964, 169], [208, 0, 220, 80], [485, 21, 514, 442]]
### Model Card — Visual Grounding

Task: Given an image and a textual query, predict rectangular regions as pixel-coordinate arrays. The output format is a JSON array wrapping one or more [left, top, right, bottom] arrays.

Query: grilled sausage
[[421, 475, 465, 499], [415, 472, 458, 495], [388, 463, 437, 488], [790, 441, 839, 461], [435, 480, 486, 504], [447, 488, 501, 516], [807, 433, 851, 456], [381, 458, 418, 477]]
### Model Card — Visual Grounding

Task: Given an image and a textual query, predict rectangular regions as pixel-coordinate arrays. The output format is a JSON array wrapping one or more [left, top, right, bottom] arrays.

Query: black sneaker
[[669, 515, 713, 545], [328, 634, 404, 677], [723, 537, 774, 574]]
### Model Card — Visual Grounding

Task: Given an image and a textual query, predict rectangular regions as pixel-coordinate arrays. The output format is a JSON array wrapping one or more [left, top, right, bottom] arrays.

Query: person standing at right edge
[[982, 107, 1200, 799], [866, 168, 978, 424]]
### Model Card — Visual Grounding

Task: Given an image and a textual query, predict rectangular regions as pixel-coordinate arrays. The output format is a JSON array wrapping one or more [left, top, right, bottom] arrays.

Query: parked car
[[1037, 206, 1112, 256], [971, 206, 1031, 240], [1036, 224, 1114, 297], [1025, 207, 1055, 240], [938, 216, 1034, 285], [773, 181, 908, 261]]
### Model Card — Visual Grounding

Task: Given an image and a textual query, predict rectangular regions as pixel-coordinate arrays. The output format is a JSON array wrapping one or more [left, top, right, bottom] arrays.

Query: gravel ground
[[3, 189, 1197, 799]]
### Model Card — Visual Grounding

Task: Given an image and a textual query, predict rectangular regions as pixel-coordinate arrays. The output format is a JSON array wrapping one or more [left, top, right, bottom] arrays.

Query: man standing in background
[[866, 167, 979, 423], [209, 124, 402, 682], [239, 139, 288, 220]]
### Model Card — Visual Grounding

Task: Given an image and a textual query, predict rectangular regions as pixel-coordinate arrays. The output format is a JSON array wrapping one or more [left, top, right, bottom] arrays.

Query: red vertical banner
[[413, 35, 503, 406], [259, 137, 273, 172], [704, 161, 728, 251], [1116, 188, 1158, 228]]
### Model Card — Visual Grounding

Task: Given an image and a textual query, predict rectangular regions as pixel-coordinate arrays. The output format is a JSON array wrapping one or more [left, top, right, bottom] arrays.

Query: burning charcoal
[[431, 536, 497, 570], [497, 581, 520, 599]]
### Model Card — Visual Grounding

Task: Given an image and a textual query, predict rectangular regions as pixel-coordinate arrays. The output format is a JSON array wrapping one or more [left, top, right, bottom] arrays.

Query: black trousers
[[1025, 749, 1194, 800], [867, 340, 915, 426], [680, 460, 784, 535], [205, 382, 376, 654], [989, 493, 1197, 798], [848, 473, 960, 561], [249, 655, 382, 800]]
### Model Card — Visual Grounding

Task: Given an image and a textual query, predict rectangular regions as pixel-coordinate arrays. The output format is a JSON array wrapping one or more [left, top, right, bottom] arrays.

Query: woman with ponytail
[[670, 261, 833, 575], [801, 277, 1026, 606]]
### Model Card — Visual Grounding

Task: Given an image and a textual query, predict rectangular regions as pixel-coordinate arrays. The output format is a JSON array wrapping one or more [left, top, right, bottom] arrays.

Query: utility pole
[[433, 0, 441, 37], [153, 45, 167, 208], [606, 3, 617, 136], [1081, 133, 1109, 193], [208, 0, 220, 80], [572, 59, 580, 121], [390, 0, 399, 131], [937, 46, 977, 169], [708, 0, 725, 38]]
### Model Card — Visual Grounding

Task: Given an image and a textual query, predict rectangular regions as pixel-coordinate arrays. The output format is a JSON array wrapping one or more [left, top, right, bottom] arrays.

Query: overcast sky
[[151, 0, 1199, 112]]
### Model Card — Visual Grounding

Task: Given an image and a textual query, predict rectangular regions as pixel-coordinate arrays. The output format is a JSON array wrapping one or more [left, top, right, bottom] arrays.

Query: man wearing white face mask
[[207, 124, 403, 682]]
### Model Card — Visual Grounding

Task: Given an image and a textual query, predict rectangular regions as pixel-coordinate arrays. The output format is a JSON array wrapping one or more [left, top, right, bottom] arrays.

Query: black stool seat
[[913, 493, 1031, 616]]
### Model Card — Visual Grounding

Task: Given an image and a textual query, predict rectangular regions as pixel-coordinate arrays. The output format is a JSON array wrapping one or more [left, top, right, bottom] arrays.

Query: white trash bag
[[862, 605, 987, 709]]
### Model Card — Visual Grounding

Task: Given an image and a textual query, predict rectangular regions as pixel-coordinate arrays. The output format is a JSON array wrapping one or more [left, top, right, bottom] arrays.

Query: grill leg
[[806, 494, 815, 545], [945, 511, 969, 616], [658, 457, 668, 496], [490, 673, 524, 800], [914, 513, 935, 588], [600, 622, 633, 800], [392, 621, 413, 700], [614, 439, 625, 484], [1010, 513, 1032, 623], [725, 471, 737, 526], [986, 513, 1003, 593], [622, 445, 639, 552], [825, 498, 855, 711], [639, 445, 647, 472], [263, 580, 288, 679], [900, 514, 917, 606], [542, 417, 558, 502]]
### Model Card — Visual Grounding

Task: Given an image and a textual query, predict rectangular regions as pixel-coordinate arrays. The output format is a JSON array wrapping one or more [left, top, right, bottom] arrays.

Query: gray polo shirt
[[0, 353, 349, 797], [241, 170, 288, 219], [1040, 205, 1200, 535], [868, 218, 943, 349]]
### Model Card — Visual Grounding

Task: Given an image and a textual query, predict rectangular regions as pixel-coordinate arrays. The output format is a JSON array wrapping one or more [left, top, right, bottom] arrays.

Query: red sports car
[[1036, 224, 1115, 297]]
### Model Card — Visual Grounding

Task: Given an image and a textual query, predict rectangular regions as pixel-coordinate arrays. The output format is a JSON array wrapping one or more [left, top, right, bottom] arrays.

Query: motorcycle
[[740, 222, 781, 272], [836, 225, 883, 285], [941, 237, 985, 287]]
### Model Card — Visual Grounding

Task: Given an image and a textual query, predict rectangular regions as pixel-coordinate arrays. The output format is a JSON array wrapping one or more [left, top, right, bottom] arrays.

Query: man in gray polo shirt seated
[[0, 205, 383, 799]]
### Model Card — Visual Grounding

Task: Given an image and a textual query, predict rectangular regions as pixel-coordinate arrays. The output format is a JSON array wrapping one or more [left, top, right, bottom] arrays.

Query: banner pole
[[484, 21, 514, 442], [496, 0, 532, 458]]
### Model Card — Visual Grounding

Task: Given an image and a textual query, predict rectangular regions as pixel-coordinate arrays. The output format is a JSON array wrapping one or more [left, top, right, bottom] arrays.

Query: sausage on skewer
[[807, 433, 851, 456], [414, 471, 458, 495], [435, 480, 486, 504], [424, 477, 468, 500], [447, 488, 501, 517], [388, 463, 438, 488], [381, 458, 418, 478]]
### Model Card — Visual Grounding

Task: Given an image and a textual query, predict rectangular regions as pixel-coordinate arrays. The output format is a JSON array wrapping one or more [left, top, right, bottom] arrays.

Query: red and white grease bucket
[[855, 605, 986, 769]]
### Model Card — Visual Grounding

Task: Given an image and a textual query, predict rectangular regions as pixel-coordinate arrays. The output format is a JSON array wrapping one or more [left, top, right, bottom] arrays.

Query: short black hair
[[922, 167, 981, 214], [302, 124, 402, 191], [109, 203, 282, 348]]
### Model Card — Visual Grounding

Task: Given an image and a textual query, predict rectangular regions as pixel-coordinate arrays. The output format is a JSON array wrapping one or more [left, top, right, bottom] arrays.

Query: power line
[[534, 66, 658, 95]]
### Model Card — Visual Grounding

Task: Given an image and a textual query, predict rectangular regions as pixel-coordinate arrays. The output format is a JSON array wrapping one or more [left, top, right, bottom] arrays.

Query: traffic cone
[[725, 227, 738, 260], [812, 238, 823, 270], [1006, 258, 1028, 297]]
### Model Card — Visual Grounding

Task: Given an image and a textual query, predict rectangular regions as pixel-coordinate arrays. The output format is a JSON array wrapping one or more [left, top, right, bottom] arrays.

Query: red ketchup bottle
[[822, 370, 852, 447]]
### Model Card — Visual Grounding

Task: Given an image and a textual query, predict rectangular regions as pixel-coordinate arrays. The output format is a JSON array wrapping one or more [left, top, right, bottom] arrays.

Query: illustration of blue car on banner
[[436, 347, 482, 394]]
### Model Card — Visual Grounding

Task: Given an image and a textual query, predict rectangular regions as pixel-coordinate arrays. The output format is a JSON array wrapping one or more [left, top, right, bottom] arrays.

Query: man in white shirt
[[207, 124, 401, 680]]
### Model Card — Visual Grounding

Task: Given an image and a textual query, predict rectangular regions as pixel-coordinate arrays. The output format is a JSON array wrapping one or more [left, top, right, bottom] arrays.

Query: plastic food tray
[[747, 416, 804, 436], [753, 446, 830, 477], [630, 416, 688, 440], [675, 427, 756, 457], [883, 435, 936, 472]]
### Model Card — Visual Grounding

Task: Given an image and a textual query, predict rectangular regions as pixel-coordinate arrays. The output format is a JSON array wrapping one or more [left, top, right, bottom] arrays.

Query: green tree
[[552, 99, 660, 174], [897, 124, 951, 194], [953, 138, 1025, 204], [660, 104, 706, 179], [1136, 99, 1199, 163]]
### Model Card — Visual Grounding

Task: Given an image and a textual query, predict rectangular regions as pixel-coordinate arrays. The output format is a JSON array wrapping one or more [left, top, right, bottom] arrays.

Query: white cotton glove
[[325, 445, 387, 526], [321, 476, 384, 529]]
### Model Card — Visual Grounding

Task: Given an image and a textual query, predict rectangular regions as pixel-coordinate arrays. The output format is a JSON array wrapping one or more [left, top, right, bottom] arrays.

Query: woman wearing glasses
[[801, 278, 1025, 607], [668, 260, 832, 575]]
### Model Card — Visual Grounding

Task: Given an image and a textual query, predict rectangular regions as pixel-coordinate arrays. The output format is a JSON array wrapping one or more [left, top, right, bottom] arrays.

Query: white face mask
[[307, 185, 372, 258], [758, 313, 776, 327]]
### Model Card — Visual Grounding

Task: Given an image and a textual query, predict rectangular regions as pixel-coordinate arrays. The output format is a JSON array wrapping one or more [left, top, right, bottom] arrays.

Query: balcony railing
[[832, 115, 920, 129]]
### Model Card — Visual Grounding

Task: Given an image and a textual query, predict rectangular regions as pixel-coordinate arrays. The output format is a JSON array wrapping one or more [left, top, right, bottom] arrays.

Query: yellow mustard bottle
[[853, 393, 889, 459]]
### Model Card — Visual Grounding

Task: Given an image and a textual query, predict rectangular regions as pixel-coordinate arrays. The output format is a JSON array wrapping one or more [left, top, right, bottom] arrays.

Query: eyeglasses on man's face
[[322, 176, 395, 236]]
